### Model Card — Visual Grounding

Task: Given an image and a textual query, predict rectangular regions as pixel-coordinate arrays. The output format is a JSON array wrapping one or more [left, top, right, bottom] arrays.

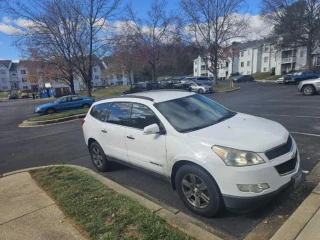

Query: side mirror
[[143, 123, 160, 135]]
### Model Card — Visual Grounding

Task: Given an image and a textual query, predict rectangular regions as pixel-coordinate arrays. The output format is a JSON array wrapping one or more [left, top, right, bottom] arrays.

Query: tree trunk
[[69, 75, 75, 94], [306, 40, 312, 70], [214, 51, 218, 86], [152, 64, 156, 82], [86, 77, 91, 97]]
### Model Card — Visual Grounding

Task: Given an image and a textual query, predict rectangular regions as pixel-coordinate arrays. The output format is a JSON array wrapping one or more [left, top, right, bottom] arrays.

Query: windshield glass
[[54, 97, 64, 103], [155, 95, 235, 133]]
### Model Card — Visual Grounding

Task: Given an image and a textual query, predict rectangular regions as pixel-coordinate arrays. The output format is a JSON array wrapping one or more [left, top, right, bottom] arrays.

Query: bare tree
[[180, 0, 247, 85], [261, 0, 320, 70], [123, 0, 181, 81]]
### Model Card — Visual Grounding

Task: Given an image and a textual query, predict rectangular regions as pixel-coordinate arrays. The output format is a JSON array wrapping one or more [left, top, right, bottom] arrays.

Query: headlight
[[212, 146, 265, 167]]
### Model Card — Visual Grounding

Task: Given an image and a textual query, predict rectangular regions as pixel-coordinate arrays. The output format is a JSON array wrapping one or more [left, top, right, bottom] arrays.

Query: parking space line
[[257, 114, 320, 119], [290, 132, 320, 137], [250, 105, 320, 109]]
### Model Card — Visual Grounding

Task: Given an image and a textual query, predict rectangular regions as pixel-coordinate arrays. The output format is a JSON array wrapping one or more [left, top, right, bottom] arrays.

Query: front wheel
[[90, 142, 109, 172], [198, 89, 204, 94], [82, 103, 90, 108], [175, 164, 224, 217], [302, 85, 315, 96], [45, 108, 55, 115]]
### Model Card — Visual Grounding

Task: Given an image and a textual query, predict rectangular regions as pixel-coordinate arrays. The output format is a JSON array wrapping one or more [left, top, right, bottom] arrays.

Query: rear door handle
[[101, 129, 107, 133], [126, 135, 135, 140]]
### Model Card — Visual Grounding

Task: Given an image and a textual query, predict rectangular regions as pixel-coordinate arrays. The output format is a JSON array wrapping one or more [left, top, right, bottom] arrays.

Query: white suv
[[82, 91, 304, 217]]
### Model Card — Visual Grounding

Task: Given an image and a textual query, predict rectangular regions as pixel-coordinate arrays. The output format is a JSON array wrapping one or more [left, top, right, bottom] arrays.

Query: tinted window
[[128, 103, 160, 129], [155, 95, 234, 133], [71, 96, 82, 101], [59, 97, 70, 103], [107, 102, 131, 126], [90, 103, 111, 121]]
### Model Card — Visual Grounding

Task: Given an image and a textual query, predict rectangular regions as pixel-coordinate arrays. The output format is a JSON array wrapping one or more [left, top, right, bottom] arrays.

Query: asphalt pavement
[[0, 82, 319, 239]]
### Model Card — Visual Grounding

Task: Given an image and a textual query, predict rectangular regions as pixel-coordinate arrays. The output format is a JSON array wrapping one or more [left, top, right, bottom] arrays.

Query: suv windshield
[[155, 95, 236, 133]]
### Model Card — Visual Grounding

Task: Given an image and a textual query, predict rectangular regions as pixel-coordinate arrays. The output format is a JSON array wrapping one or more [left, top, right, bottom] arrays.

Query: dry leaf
[[263, 220, 268, 224], [277, 215, 283, 219]]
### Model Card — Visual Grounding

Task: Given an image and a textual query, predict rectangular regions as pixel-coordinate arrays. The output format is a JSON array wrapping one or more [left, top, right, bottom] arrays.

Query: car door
[[102, 102, 131, 162], [189, 83, 198, 92], [70, 96, 83, 109], [56, 96, 71, 111], [125, 103, 167, 174]]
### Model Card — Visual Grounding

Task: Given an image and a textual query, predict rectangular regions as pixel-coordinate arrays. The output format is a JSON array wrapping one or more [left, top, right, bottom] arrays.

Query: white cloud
[[0, 22, 23, 35]]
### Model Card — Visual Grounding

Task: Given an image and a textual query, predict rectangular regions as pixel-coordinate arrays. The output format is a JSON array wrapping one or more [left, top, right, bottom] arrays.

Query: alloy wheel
[[92, 147, 103, 167], [181, 174, 210, 209], [303, 86, 313, 95]]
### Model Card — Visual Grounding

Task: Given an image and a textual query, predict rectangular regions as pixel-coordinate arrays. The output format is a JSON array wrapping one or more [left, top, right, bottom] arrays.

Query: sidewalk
[[0, 172, 85, 240], [271, 183, 320, 240]]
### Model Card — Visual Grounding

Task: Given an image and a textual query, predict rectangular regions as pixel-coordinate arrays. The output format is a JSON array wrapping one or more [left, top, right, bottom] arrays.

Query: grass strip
[[30, 166, 192, 240], [80, 85, 129, 100], [27, 109, 88, 122]]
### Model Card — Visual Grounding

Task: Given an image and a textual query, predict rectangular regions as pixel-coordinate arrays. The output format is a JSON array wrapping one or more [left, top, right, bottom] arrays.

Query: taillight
[[82, 119, 85, 125]]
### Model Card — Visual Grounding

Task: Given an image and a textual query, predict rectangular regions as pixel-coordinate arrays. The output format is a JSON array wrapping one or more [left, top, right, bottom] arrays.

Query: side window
[[128, 103, 161, 129], [107, 102, 131, 126], [59, 97, 69, 103], [90, 103, 111, 122], [71, 96, 82, 101]]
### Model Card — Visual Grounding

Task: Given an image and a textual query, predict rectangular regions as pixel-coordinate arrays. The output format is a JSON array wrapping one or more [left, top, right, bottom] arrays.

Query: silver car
[[298, 78, 320, 96], [188, 82, 213, 94]]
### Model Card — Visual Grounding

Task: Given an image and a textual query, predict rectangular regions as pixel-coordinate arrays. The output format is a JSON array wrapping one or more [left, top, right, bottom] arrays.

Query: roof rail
[[106, 95, 154, 102], [146, 89, 190, 93]]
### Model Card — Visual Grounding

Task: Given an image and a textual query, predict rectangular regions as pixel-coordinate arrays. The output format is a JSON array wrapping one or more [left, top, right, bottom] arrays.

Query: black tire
[[175, 164, 224, 217], [295, 79, 300, 85], [45, 108, 55, 115], [198, 89, 204, 94], [82, 103, 90, 108], [302, 85, 315, 96], [90, 142, 109, 172]]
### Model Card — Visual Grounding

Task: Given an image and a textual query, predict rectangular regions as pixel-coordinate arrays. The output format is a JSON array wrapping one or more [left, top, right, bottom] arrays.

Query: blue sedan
[[34, 95, 95, 114]]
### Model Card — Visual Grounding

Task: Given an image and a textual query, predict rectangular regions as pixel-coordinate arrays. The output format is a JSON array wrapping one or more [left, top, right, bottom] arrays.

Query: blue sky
[[0, 0, 260, 60]]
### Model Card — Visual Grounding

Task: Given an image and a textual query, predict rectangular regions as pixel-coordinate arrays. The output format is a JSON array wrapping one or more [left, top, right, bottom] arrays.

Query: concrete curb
[[271, 182, 320, 240], [2, 165, 223, 240], [20, 114, 86, 127], [214, 87, 241, 93]]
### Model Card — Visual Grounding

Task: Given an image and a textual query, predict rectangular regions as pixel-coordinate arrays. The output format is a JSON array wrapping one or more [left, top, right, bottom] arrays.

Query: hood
[[187, 113, 288, 152]]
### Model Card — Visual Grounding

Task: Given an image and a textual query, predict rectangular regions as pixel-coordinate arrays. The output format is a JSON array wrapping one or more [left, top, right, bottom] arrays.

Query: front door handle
[[101, 129, 107, 133], [126, 135, 135, 140]]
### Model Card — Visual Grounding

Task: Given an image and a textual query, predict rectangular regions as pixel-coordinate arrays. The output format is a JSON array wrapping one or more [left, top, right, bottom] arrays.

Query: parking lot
[[0, 82, 319, 239]]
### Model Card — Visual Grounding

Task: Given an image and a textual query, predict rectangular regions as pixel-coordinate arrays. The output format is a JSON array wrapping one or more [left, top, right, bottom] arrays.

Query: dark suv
[[232, 75, 254, 83], [284, 70, 319, 84]]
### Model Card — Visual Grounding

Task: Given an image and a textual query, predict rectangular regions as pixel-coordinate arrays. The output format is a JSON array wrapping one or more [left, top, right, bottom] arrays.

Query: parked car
[[186, 82, 213, 94], [20, 92, 29, 98], [275, 77, 284, 84], [8, 93, 18, 99], [194, 76, 213, 85], [298, 78, 320, 96], [284, 70, 318, 84], [82, 91, 303, 217], [232, 75, 254, 83], [123, 82, 159, 94], [34, 95, 95, 114]]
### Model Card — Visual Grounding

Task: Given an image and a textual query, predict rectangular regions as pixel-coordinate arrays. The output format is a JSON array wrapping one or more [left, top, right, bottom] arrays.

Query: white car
[[275, 77, 284, 84], [82, 91, 304, 217]]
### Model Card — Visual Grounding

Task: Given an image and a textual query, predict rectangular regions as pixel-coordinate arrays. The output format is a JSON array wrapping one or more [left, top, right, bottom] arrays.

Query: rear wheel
[[90, 142, 109, 172], [175, 164, 224, 217], [302, 85, 315, 96], [45, 108, 55, 115]]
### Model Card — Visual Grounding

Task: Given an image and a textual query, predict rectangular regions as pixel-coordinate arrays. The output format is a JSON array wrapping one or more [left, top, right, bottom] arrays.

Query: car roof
[[102, 90, 195, 103]]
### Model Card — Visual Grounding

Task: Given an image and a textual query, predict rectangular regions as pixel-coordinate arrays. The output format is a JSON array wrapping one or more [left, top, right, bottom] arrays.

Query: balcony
[[281, 56, 296, 64]]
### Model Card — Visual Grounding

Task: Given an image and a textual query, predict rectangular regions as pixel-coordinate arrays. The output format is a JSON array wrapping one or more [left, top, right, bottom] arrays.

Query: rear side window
[[107, 102, 131, 126], [90, 103, 111, 122], [128, 103, 161, 129]]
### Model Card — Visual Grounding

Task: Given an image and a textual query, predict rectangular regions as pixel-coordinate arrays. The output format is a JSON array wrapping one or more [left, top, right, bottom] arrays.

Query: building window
[[241, 62, 244, 67], [226, 62, 229, 67], [194, 68, 197, 73], [11, 73, 16, 76], [247, 61, 251, 66], [95, 76, 99, 79], [316, 56, 320, 66], [264, 57, 268, 63], [22, 78, 27, 82], [23, 86, 28, 90], [241, 51, 244, 57], [300, 50, 305, 58], [94, 68, 98, 72], [248, 50, 251, 56], [265, 47, 269, 52], [263, 68, 267, 72], [21, 70, 26, 74], [2, 78, 7, 83], [201, 65, 206, 70], [0, 70, 5, 74]]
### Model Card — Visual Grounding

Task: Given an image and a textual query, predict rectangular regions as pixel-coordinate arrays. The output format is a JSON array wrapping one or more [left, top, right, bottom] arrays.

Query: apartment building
[[194, 40, 314, 78]]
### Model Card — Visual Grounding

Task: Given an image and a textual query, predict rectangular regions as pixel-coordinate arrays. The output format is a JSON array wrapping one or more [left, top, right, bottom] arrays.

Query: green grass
[[30, 167, 192, 240], [28, 109, 88, 122], [0, 91, 9, 98], [80, 85, 129, 100], [252, 72, 281, 80]]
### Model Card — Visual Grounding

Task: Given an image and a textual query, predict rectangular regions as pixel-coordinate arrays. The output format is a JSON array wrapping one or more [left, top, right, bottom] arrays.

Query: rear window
[[90, 103, 111, 121], [107, 102, 131, 126]]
